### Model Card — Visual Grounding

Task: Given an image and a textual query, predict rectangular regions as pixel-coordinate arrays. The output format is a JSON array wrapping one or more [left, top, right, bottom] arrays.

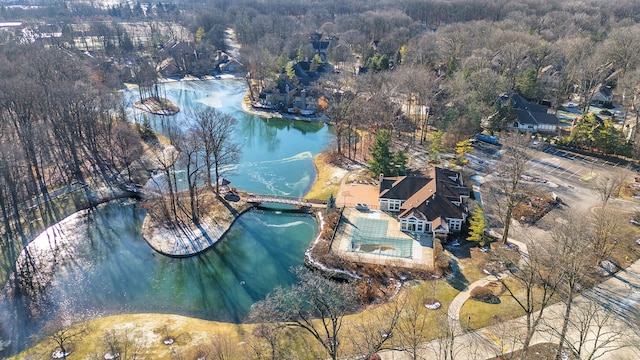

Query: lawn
[[305, 151, 347, 201], [13, 280, 460, 360]]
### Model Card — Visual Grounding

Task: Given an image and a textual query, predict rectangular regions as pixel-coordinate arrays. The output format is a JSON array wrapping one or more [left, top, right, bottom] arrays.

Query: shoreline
[[240, 91, 329, 123], [141, 191, 255, 258]]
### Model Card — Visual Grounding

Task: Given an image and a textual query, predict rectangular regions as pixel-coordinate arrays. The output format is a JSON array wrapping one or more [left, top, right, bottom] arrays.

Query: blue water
[[129, 79, 329, 196], [0, 79, 330, 356]]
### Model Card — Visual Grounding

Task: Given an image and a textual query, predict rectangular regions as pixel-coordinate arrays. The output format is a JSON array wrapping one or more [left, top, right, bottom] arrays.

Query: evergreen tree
[[428, 130, 445, 163], [327, 193, 336, 210], [195, 27, 206, 43], [369, 130, 392, 176], [310, 54, 323, 72], [516, 68, 538, 100], [391, 150, 408, 176], [296, 46, 304, 62], [467, 202, 489, 246], [285, 62, 296, 82]]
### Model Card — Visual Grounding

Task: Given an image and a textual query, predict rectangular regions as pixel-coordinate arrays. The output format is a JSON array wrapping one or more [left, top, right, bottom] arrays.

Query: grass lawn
[[459, 276, 554, 331], [455, 246, 493, 284], [459, 288, 526, 330], [305, 152, 347, 201], [10, 314, 253, 360], [13, 280, 460, 360]]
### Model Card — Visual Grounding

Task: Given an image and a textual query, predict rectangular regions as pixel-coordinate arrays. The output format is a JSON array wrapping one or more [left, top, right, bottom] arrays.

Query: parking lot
[[469, 141, 638, 186]]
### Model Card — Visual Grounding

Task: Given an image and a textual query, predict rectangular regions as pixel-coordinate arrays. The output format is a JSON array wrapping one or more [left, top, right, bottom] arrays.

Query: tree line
[[7, 0, 640, 157]]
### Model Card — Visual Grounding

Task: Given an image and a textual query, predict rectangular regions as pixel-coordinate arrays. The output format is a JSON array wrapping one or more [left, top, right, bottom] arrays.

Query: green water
[[0, 79, 330, 355]]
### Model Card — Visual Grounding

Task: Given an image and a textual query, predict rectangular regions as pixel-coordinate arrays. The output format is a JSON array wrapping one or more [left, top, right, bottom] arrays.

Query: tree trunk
[[555, 288, 576, 360], [501, 206, 513, 244]]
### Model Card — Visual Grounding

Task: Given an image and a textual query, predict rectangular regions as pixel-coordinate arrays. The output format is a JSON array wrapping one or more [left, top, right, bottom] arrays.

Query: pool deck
[[332, 208, 434, 270]]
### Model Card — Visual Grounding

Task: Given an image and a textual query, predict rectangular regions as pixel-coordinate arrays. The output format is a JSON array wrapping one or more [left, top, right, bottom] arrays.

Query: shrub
[[470, 286, 499, 304]]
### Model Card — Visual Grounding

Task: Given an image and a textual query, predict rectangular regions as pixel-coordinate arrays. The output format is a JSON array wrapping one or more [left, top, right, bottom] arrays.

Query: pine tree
[[327, 193, 336, 210], [467, 202, 489, 246], [368, 130, 392, 176], [195, 27, 206, 43], [310, 54, 323, 72], [428, 130, 445, 163]]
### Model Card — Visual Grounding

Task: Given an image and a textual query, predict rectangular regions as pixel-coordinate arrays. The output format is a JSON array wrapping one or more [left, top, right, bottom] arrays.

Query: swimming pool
[[349, 218, 413, 258]]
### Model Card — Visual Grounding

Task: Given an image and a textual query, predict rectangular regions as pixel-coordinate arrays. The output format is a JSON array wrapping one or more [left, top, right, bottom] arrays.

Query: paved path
[[446, 234, 529, 335], [378, 230, 640, 360], [379, 256, 640, 359]]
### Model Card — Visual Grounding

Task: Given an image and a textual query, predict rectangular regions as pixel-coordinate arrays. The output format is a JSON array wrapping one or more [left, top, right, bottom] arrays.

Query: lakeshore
[[141, 190, 255, 257]]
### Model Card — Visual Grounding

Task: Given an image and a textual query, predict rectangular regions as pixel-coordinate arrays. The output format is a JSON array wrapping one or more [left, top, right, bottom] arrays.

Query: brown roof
[[380, 167, 468, 222]]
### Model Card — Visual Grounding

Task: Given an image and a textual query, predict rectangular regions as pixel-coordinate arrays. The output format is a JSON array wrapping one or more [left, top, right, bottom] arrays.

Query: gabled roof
[[512, 94, 549, 114], [595, 84, 613, 99], [515, 109, 559, 126], [276, 80, 297, 94], [512, 94, 559, 127], [379, 176, 432, 200], [380, 167, 469, 223]]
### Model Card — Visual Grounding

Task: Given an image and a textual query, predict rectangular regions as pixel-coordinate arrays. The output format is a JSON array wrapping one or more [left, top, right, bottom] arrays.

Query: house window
[[384, 199, 402, 211], [401, 218, 426, 233], [449, 219, 461, 231]]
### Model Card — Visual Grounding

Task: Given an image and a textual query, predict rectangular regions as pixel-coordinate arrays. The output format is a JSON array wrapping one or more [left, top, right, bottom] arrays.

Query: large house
[[510, 94, 559, 133], [378, 167, 470, 236], [590, 84, 614, 107]]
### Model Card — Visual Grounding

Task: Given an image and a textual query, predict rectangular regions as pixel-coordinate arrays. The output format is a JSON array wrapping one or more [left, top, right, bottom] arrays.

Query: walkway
[[379, 233, 640, 359], [246, 194, 314, 208], [447, 234, 529, 335]]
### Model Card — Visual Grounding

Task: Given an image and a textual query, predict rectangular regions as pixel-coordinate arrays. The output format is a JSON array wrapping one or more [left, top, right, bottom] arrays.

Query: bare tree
[[427, 312, 462, 360], [488, 132, 533, 244], [603, 25, 640, 100], [209, 334, 237, 360], [324, 85, 358, 157], [111, 122, 144, 182], [245, 322, 290, 360], [590, 207, 623, 265], [394, 289, 433, 360], [346, 297, 403, 359], [150, 144, 180, 225], [43, 319, 89, 359], [492, 240, 560, 360], [187, 108, 240, 194], [174, 128, 204, 223], [546, 297, 629, 360], [248, 267, 361, 360], [101, 328, 144, 359], [564, 40, 610, 113], [546, 213, 594, 360], [592, 167, 631, 209]]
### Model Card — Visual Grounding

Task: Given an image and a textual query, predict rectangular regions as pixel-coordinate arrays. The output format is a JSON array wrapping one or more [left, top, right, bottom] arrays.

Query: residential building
[[259, 80, 298, 108], [591, 85, 614, 107], [510, 94, 559, 133], [378, 167, 470, 237]]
